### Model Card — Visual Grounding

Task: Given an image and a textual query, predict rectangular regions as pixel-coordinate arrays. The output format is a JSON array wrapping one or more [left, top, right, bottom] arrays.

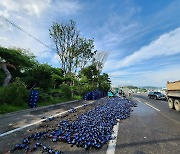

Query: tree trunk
[[1, 63, 12, 86]]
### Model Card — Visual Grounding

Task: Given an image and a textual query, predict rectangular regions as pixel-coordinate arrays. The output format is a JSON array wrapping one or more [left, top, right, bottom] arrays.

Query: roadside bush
[[73, 95, 82, 100], [70, 86, 80, 96], [38, 92, 53, 102], [78, 83, 94, 97], [0, 78, 28, 106], [60, 83, 72, 100]]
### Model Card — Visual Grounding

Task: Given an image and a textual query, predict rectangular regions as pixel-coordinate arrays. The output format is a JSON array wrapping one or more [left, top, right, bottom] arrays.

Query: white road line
[[0, 102, 93, 138], [106, 120, 120, 154], [135, 97, 160, 112], [144, 102, 160, 111]]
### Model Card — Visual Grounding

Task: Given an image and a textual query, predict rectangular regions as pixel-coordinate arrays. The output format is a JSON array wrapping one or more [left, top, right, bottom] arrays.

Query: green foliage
[[0, 47, 37, 86], [126, 85, 138, 89], [23, 64, 53, 91], [98, 73, 111, 92], [0, 47, 36, 69], [51, 74, 64, 89], [80, 83, 94, 96], [73, 95, 82, 100], [76, 38, 97, 70], [60, 83, 72, 100], [80, 64, 100, 88], [49, 20, 79, 74], [49, 21, 96, 74], [0, 78, 28, 106], [0, 104, 27, 114], [51, 67, 64, 88], [36, 88, 52, 102], [140, 88, 147, 92], [78, 66, 111, 95], [0, 20, 112, 114]]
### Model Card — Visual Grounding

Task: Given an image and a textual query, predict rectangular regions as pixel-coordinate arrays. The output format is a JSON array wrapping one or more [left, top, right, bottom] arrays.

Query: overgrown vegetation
[[0, 20, 111, 114]]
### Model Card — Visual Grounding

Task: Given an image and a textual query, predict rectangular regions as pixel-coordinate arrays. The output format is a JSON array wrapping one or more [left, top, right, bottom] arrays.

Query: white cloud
[[0, 0, 81, 18], [0, 0, 51, 18], [0, 18, 13, 32], [0, 0, 82, 60], [109, 64, 180, 87], [55, 0, 81, 15], [111, 78, 132, 87], [109, 70, 153, 77], [0, 36, 8, 41], [134, 66, 180, 87], [115, 27, 180, 69], [0, 14, 52, 59], [152, 69, 180, 85], [0, 10, 9, 17], [100, 1, 180, 73]]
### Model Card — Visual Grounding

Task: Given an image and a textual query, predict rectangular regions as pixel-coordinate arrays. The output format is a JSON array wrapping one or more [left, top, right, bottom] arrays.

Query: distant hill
[[140, 86, 162, 89], [125, 85, 138, 89]]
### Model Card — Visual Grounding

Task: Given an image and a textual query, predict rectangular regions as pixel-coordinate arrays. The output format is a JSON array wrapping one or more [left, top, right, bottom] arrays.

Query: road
[[115, 94, 180, 154], [134, 93, 180, 124], [0, 96, 180, 154]]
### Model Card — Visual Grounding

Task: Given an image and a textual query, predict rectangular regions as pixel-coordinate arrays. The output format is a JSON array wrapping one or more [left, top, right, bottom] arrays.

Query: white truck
[[167, 81, 180, 111]]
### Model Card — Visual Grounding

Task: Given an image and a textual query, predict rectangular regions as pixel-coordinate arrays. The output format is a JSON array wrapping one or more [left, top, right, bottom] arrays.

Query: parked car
[[148, 92, 166, 100]]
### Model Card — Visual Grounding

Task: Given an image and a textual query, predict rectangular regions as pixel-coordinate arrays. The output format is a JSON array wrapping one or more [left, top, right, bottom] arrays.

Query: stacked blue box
[[84, 92, 93, 100], [92, 92, 96, 100], [84, 90, 107, 100], [29, 90, 39, 108]]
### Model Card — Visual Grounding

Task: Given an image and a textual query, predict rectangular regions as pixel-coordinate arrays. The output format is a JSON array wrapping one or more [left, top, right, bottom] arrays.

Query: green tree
[[98, 73, 111, 92], [0, 77, 28, 105], [76, 38, 97, 70], [51, 67, 64, 89], [80, 64, 100, 89], [49, 20, 96, 75], [49, 20, 79, 74], [23, 64, 52, 91], [0, 47, 35, 86]]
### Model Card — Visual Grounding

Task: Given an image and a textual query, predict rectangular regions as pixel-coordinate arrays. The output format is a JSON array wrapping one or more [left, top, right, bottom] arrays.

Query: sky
[[0, 0, 180, 87]]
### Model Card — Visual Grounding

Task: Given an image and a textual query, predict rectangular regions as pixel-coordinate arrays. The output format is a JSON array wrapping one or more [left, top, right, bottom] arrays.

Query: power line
[[0, 15, 52, 50]]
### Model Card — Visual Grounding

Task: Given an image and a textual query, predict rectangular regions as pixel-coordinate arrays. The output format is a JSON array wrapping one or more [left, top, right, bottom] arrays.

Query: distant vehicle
[[148, 92, 166, 100], [118, 90, 126, 98], [167, 81, 180, 111], [108, 91, 114, 97]]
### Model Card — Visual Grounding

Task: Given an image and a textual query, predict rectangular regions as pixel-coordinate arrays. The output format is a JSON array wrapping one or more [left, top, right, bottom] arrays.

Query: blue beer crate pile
[[84, 90, 106, 100], [12, 97, 137, 153]]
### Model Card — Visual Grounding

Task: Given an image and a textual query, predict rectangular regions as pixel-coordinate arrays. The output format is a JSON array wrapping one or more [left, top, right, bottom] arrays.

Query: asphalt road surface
[[0, 96, 179, 154], [117, 93, 180, 154], [134, 93, 180, 124]]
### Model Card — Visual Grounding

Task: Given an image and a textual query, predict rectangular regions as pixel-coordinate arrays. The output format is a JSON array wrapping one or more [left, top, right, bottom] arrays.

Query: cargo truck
[[167, 81, 180, 111]]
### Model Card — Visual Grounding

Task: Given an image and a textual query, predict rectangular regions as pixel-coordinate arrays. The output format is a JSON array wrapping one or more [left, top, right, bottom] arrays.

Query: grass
[[0, 104, 28, 114], [0, 95, 82, 115], [38, 97, 68, 107]]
